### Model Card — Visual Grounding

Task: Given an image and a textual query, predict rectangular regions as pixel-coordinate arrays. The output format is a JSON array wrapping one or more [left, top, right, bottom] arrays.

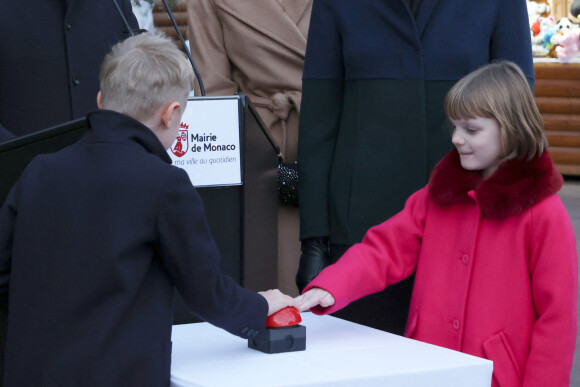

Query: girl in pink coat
[[298, 61, 578, 387]]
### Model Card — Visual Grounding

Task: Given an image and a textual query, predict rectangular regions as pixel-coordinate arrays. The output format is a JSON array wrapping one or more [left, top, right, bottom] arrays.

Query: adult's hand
[[295, 237, 330, 293]]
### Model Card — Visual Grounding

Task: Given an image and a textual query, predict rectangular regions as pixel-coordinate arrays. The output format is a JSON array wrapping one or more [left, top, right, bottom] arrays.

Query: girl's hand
[[295, 287, 335, 312]]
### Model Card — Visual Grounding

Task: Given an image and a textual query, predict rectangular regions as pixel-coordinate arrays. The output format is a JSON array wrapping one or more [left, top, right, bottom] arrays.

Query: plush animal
[[528, 1, 554, 56], [543, 28, 557, 49], [556, 17, 574, 32], [531, 18, 542, 37], [551, 30, 566, 46], [527, 0, 551, 27], [531, 16, 556, 56], [532, 16, 555, 44], [554, 29, 580, 61]]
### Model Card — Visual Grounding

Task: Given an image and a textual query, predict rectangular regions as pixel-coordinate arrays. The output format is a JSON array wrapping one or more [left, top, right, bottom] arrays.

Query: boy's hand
[[258, 289, 300, 316], [295, 287, 335, 312]]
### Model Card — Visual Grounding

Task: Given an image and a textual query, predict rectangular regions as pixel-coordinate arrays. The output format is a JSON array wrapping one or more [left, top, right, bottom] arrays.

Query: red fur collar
[[428, 149, 563, 218]]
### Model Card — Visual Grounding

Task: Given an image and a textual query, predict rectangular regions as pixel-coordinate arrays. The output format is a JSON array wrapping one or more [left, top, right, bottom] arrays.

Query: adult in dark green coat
[[296, 0, 534, 334]]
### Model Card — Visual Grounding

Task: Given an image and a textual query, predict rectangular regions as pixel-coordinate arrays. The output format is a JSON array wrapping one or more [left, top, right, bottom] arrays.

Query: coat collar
[[428, 149, 563, 218], [85, 110, 172, 164], [214, 0, 311, 56]]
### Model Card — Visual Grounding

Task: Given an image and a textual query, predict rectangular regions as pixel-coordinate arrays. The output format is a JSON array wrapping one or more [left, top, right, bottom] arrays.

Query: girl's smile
[[451, 117, 507, 179]]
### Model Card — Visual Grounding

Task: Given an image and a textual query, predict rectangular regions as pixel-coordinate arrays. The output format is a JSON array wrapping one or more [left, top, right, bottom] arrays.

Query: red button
[[266, 307, 302, 328], [453, 320, 460, 330], [461, 254, 469, 264]]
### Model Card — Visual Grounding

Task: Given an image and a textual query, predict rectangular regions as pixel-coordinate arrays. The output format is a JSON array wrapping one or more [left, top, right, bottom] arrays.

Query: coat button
[[72, 75, 80, 86], [66, 23, 72, 31], [453, 320, 460, 330], [461, 254, 469, 264]]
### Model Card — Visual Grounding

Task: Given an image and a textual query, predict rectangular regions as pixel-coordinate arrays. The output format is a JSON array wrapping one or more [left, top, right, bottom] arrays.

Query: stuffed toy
[[543, 28, 557, 49], [553, 28, 580, 61], [532, 16, 555, 44], [551, 29, 565, 46], [556, 17, 574, 32], [527, 0, 551, 27], [528, 0, 554, 57], [531, 16, 556, 56]]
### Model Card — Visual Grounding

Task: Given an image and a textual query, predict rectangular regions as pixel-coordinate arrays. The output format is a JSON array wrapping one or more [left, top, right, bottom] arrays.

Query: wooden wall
[[550, 0, 576, 21], [152, 0, 188, 50], [534, 62, 580, 175]]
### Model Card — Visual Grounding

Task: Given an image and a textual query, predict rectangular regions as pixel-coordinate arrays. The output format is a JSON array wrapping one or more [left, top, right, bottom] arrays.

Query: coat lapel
[[415, 0, 441, 37], [215, 0, 310, 56], [280, 0, 311, 38]]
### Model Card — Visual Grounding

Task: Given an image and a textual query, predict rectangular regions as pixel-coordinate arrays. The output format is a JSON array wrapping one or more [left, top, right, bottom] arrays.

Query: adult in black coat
[[296, 0, 534, 334], [0, 33, 295, 386], [0, 0, 138, 137]]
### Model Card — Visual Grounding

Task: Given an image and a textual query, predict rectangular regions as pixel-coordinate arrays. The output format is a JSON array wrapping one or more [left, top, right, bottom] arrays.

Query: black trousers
[[329, 243, 414, 336]]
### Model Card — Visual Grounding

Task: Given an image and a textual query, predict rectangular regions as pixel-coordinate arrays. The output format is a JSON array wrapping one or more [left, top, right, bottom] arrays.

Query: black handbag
[[278, 161, 299, 207]]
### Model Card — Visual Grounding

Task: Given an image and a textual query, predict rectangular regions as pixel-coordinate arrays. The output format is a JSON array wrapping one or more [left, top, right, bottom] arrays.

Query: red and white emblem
[[171, 123, 189, 157]]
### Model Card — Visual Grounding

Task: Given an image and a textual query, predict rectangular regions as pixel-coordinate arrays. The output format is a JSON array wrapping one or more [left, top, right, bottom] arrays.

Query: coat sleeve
[[156, 168, 268, 338], [187, 0, 238, 96], [297, 0, 344, 239], [304, 187, 429, 314], [490, 0, 534, 81], [522, 196, 578, 386]]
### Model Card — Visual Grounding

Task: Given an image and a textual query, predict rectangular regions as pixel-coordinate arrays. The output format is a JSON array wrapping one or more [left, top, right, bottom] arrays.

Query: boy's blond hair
[[445, 61, 548, 160], [99, 32, 195, 122]]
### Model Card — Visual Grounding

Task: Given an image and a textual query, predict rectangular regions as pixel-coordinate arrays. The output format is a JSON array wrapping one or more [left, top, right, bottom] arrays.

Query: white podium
[[170, 313, 492, 387]]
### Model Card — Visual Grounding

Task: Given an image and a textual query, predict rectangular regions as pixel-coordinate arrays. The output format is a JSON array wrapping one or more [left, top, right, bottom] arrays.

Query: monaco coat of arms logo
[[171, 122, 189, 158]]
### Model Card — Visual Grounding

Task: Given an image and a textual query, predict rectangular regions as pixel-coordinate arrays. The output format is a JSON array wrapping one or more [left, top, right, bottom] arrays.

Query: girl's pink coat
[[306, 150, 577, 386]]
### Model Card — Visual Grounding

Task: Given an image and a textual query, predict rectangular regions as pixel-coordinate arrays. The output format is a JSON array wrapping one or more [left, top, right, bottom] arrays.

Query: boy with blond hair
[[0, 33, 296, 386]]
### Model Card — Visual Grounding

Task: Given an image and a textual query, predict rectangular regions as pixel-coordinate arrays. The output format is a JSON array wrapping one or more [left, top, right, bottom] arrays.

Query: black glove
[[295, 237, 330, 293]]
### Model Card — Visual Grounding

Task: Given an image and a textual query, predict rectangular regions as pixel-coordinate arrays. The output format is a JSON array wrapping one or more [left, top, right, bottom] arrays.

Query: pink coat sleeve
[[522, 195, 578, 386], [305, 187, 429, 314]]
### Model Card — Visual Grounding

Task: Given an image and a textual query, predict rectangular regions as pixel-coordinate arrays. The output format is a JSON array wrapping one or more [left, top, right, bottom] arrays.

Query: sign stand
[[168, 95, 279, 324]]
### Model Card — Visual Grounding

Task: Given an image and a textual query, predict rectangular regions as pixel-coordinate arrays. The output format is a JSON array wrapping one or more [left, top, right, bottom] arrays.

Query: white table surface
[[171, 313, 492, 387]]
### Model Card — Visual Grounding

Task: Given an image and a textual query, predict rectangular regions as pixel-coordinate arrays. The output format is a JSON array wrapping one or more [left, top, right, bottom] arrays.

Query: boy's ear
[[161, 101, 181, 129], [96, 91, 103, 109]]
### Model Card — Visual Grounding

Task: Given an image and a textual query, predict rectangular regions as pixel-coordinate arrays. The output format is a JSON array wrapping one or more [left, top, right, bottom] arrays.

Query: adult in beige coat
[[188, 0, 312, 296]]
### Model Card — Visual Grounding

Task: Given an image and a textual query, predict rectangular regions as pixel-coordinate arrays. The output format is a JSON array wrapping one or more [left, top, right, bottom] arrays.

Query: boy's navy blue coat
[[0, 110, 268, 386]]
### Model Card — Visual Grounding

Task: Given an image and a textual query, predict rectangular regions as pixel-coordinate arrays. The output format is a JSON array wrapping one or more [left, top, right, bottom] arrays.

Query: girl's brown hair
[[445, 61, 547, 160]]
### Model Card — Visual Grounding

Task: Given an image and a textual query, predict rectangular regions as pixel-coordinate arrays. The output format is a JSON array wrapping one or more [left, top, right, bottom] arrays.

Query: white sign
[[168, 98, 242, 187]]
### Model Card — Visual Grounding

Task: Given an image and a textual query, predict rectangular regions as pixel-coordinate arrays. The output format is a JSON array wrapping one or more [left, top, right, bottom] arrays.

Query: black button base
[[248, 325, 306, 354]]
